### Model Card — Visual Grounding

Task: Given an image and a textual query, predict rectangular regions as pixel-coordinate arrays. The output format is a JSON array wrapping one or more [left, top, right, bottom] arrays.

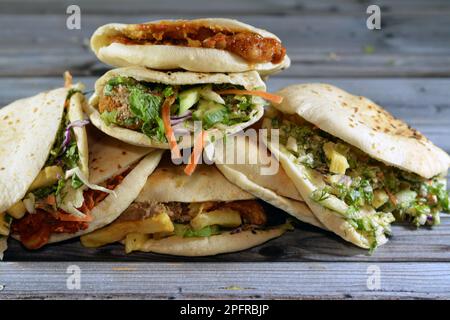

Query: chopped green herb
[[71, 174, 84, 189], [62, 142, 80, 169]]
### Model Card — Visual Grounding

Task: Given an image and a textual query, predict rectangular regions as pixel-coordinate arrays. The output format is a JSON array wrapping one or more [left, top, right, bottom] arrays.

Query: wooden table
[[1, 0, 450, 299]]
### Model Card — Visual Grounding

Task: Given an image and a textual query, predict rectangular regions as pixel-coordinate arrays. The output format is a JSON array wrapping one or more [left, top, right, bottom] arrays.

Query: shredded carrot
[[161, 96, 182, 159], [217, 89, 284, 104], [64, 71, 73, 88], [184, 130, 205, 176]]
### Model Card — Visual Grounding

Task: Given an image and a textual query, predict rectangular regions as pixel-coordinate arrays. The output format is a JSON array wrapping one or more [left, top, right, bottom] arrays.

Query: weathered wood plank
[[0, 12, 449, 77], [1, 261, 449, 299], [1, 77, 448, 152], [1, 0, 450, 15]]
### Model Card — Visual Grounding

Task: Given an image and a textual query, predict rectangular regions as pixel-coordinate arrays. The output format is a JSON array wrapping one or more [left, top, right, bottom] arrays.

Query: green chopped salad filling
[[174, 224, 221, 238], [98, 76, 262, 141], [32, 94, 83, 201]]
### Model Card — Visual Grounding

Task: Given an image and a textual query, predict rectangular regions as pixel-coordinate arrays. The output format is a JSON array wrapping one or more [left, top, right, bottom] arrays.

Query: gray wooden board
[[1, 262, 450, 299]]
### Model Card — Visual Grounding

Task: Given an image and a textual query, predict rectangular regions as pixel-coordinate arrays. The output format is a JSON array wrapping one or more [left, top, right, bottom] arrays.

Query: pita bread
[[91, 18, 290, 75], [87, 125, 153, 185], [113, 158, 289, 256], [87, 66, 266, 149], [0, 87, 87, 213], [214, 134, 325, 228], [68, 91, 89, 178], [124, 226, 289, 257], [274, 84, 450, 179], [49, 149, 164, 243]]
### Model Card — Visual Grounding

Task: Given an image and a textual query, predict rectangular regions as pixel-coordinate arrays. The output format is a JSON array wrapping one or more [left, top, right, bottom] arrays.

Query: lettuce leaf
[[104, 76, 138, 96], [128, 87, 165, 141]]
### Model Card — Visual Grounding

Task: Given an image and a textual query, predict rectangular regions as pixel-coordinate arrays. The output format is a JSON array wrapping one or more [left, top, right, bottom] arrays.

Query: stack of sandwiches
[[0, 18, 448, 258]]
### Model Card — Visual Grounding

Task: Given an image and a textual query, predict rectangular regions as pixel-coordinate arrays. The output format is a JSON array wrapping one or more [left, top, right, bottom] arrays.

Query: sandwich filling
[[264, 113, 449, 250], [110, 21, 286, 65], [5, 91, 115, 249], [80, 200, 288, 251], [12, 169, 128, 249]]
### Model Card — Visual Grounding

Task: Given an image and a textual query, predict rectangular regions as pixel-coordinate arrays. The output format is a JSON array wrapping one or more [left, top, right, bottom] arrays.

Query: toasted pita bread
[[0, 236, 7, 260], [0, 87, 87, 213], [274, 84, 450, 179], [91, 18, 290, 75], [263, 83, 450, 249], [214, 134, 325, 228], [108, 159, 288, 256], [87, 66, 266, 148]]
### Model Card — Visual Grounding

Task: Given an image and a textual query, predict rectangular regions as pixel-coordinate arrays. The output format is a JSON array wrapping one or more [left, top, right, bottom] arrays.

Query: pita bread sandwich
[[0, 236, 6, 260], [262, 83, 450, 250], [80, 155, 291, 256], [214, 134, 325, 229], [91, 18, 290, 75], [9, 125, 163, 250]]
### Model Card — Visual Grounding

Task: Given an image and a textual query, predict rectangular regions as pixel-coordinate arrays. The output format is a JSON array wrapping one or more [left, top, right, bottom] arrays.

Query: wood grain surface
[[0, 0, 449, 300]]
